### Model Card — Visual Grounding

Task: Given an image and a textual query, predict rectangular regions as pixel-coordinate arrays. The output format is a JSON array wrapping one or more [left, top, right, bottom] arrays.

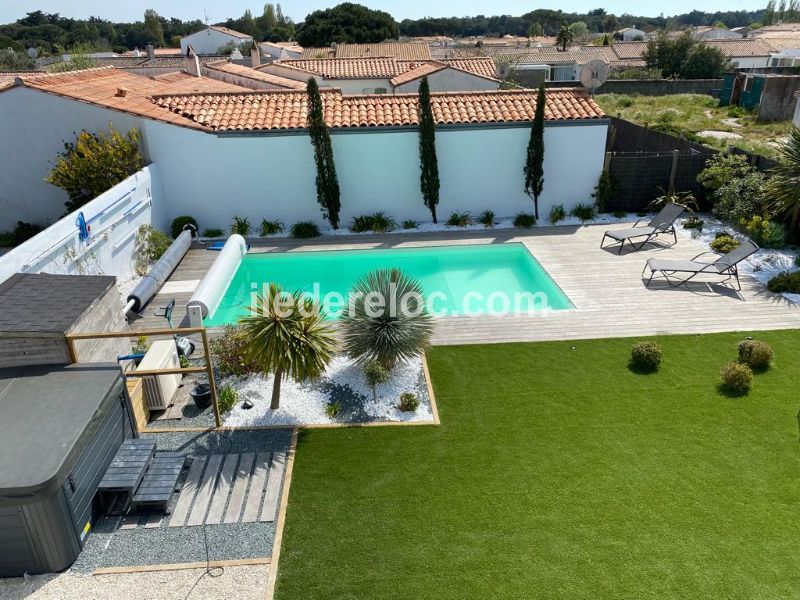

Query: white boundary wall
[[0, 166, 161, 287]]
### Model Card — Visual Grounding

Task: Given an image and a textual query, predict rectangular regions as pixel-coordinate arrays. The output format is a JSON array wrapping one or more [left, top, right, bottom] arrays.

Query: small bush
[[682, 216, 704, 231], [134, 225, 171, 275], [351, 215, 373, 233], [710, 233, 740, 254], [364, 361, 390, 402], [612, 209, 627, 219], [402, 219, 418, 230], [549, 204, 566, 224], [720, 361, 753, 395], [571, 203, 596, 222], [446, 212, 473, 227], [291, 221, 321, 239], [132, 335, 149, 354], [231, 216, 251, 236], [478, 210, 495, 228], [630, 341, 663, 373], [210, 324, 260, 377], [202, 228, 224, 238], [741, 216, 786, 249], [6, 221, 43, 245], [737, 339, 773, 371], [767, 271, 800, 293], [370, 212, 396, 233], [398, 392, 420, 412], [218, 384, 238, 413], [325, 400, 342, 418], [513, 212, 537, 228], [260, 219, 284, 236], [179, 355, 190, 369], [171, 216, 197, 238], [592, 171, 617, 213], [617, 95, 634, 107]]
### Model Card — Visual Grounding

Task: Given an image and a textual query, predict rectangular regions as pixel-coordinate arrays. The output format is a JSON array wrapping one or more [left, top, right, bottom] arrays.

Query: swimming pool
[[205, 243, 572, 325]]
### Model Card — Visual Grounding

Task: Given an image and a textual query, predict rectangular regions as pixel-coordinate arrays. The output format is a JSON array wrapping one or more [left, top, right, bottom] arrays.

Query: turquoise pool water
[[205, 243, 572, 324]]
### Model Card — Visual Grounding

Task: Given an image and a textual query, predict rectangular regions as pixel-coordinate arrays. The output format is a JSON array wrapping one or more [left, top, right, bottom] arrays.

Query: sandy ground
[[0, 565, 268, 600]]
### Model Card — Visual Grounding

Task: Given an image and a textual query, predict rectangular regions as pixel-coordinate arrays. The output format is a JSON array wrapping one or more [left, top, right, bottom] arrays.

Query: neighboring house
[[202, 61, 306, 90], [179, 26, 253, 56], [610, 39, 774, 69], [0, 67, 608, 230], [693, 26, 744, 40], [300, 42, 432, 61], [260, 41, 303, 60], [751, 24, 800, 53], [615, 28, 647, 42], [390, 61, 500, 93]]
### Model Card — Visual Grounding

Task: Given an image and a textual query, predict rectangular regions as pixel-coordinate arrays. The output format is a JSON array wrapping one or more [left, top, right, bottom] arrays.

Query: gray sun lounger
[[643, 239, 759, 290], [601, 203, 686, 254]]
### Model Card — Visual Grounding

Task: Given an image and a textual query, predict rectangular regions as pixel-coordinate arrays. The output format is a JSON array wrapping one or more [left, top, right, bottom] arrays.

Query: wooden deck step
[[223, 453, 254, 524], [204, 454, 238, 525], [168, 456, 207, 527], [132, 452, 185, 512], [186, 454, 223, 526], [241, 453, 271, 523], [260, 452, 286, 523]]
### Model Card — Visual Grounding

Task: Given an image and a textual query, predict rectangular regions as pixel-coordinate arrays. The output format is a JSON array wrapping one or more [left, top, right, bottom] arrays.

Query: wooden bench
[[132, 452, 185, 513], [98, 438, 156, 513]]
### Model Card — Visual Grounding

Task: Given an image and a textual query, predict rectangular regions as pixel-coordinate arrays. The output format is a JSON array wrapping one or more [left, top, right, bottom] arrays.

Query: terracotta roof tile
[[611, 38, 774, 59], [277, 58, 406, 79], [333, 42, 432, 60], [204, 62, 306, 89], [390, 62, 447, 86], [441, 57, 497, 78]]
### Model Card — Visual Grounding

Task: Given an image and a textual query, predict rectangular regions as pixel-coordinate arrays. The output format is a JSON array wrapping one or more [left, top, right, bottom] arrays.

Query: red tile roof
[[441, 57, 497, 79], [390, 62, 447, 86], [204, 62, 306, 89], [277, 58, 406, 79]]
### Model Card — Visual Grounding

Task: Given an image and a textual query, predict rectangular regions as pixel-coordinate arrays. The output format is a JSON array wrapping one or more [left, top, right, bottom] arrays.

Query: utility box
[[0, 363, 133, 576]]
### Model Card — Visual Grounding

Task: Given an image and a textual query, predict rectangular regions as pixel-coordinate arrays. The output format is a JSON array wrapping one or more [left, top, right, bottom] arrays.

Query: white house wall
[[394, 69, 500, 93], [180, 29, 253, 55], [730, 56, 771, 69]]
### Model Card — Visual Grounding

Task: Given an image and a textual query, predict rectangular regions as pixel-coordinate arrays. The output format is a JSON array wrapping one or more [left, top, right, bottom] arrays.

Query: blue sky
[[0, 1, 767, 25]]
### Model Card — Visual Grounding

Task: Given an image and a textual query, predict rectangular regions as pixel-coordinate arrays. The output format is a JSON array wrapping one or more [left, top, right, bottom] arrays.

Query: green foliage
[[48, 43, 99, 72], [231, 216, 251, 236], [218, 384, 238, 414], [296, 2, 399, 47], [608, 67, 663, 81], [171, 216, 197, 238], [1, 221, 43, 247], [767, 271, 800, 293], [766, 126, 800, 233], [46, 126, 145, 212], [697, 154, 753, 193], [340, 269, 433, 371], [398, 392, 420, 412], [683, 216, 705, 231], [179, 355, 190, 369], [514, 212, 537, 228], [643, 32, 729, 79], [351, 212, 396, 233], [710, 233, 740, 253], [260, 219, 285, 236], [741, 215, 786, 248], [239, 283, 336, 409], [649, 191, 699, 214], [446, 212, 473, 227], [713, 171, 767, 224], [143, 8, 165, 46], [132, 335, 149, 355], [549, 204, 566, 224], [203, 228, 224, 238], [364, 362, 390, 402], [592, 171, 617, 213], [556, 24, 574, 51], [720, 361, 753, 395], [0, 48, 35, 70], [307, 78, 341, 229], [571, 203, 596, 222], [134, 225, 171, 275], [291, 221, 321, 239], [211, 324, 261, 378], [418, 77, 440, 224], [524, 83, 546, 218], [630, 341, 663, 373], [402, 220, 419, 230], [478, 210, 495, 228], [325, 401, 342, 418], [738, 339, 773, 371]]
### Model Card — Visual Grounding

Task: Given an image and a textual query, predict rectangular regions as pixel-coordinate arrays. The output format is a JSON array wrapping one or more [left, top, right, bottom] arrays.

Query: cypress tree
[[524, 83, 546, 219], [306, 78, 341, 229], [417, 76, 440, 223]]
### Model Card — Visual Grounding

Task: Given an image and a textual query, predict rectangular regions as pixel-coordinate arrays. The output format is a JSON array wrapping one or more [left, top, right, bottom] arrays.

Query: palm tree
[[340, 269, 434, 370], [767, 126, 800, 232], [239, 283, 336, 409], [556, 25, 574, 51]]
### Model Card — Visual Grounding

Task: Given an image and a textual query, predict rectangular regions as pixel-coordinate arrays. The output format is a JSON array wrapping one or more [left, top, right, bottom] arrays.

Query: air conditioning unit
[[137, 339, 181, 410]]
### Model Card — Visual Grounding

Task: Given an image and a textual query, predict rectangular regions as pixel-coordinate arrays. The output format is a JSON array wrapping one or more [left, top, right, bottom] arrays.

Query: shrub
[[132, 335, 149, 355], [617, 95, 635, 107], [649, 191, 699, 214], [231, 216, 251, 236], [5, 221, 43, 246], [571, 203, 596, 222], [592, 171, 617, 213], [767, 271, 800, 293], [370, 212, 396, 233], [446, 212, 473, 227], [351, 215, 373, 233], [713, 171, 767, 224], [402, 220, 418, 230], [710, 233, 740, 253], [612, 209, 627, 219], [171, 216, 197, 238], [399, 392, 420, 412], [364, 362, 390, 402], [478, 210, 495, 228], [720, 361, 753, 395], [697, 154, 753, 194], [630, 341, 663, 373], [45, 125, 145, 212], [682, 216, 704, 231], [738, 339, 773, 371], [134, 225, 171, 275], [514, 212, 537, 228], [218, 384, 238, 413], [260, 219, 284, 236], [325, 400, 342, 418], [549, 204, 566, 224], [741, 216, 786, 249], [210, 324, 260, 378], [291, 221, 321, 239], [203, 228, 224, 238]]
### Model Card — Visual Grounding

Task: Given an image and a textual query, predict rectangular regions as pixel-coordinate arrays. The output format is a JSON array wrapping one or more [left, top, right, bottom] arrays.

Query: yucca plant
[[767, 126, 800, 233], [238, 283, 336, 409], [231, 216, 251, 236], [340, 269, 434, 371]]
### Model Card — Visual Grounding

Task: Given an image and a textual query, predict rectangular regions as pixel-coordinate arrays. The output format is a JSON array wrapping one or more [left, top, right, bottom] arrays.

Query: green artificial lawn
[[275, 331, 800, 599]]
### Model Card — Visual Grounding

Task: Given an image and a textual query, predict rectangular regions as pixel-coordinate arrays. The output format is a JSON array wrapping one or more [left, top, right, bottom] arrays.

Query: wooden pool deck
[[130, 224, 800, 345]]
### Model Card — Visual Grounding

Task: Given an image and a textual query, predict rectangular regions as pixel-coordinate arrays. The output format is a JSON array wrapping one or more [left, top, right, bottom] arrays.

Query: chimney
[[250, 43, 261, 68], [115, 87, 128, 98], [185, 45, 201, 77], [146, 43, 155, 60]]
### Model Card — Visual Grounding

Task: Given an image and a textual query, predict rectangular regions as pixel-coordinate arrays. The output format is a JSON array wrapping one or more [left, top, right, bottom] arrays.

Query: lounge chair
[[642, 239, 759, 290], [601, 203, 686, 254]]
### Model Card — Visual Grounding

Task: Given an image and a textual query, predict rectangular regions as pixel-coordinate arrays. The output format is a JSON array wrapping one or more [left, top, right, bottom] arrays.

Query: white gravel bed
[[0, 565, 267, 600], [677, 215, 800, 304], [223, 355, 433, 427]]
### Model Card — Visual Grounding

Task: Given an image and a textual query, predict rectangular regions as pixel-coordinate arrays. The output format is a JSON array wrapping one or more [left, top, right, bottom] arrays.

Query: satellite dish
[[580, 59, 610, 95]]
